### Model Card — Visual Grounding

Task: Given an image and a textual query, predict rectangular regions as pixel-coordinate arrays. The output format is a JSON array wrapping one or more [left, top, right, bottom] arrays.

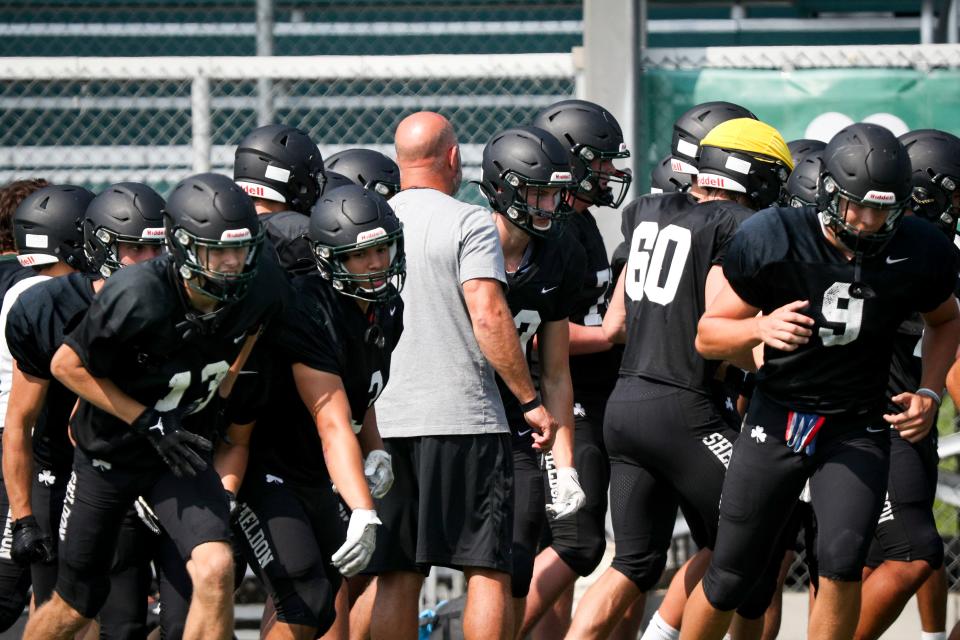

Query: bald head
[[395, 112, 457, 166]]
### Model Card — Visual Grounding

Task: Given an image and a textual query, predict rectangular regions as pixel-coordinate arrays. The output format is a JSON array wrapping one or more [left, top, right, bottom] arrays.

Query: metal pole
[[949, 0, 959, 44], [191, 75, 212, 173], [256, 0, 275, 126], [921, 0, 935, 44]]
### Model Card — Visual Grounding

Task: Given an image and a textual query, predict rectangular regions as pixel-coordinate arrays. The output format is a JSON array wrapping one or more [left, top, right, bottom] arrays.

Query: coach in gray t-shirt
[[376, 186, 510, 436], [365, 112, 557, 640]]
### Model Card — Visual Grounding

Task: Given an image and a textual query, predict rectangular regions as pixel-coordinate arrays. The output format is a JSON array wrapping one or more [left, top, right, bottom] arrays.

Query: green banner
[[638, 67, 960, 191]]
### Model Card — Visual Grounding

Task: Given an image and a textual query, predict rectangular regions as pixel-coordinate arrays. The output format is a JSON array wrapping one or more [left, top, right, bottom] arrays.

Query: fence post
[[256, 0, 275, 126], [191, 75, 212, 173]]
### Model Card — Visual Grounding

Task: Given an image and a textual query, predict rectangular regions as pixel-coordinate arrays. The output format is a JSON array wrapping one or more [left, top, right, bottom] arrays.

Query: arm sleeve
[[267, 292, 342, 376], [6, 296, 52, 379], [710, 210, 740, 267], [915, 236, 960, 313], [62, 276, 149, 379], [458, 207, 507, 284], [722, 212, 784, 310]]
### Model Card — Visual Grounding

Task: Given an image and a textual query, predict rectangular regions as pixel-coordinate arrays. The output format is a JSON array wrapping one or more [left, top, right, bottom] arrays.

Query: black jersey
[[566, 211, 623, 407], [63, 254, 289, 466], [0, 255, 28, 296], [260, 210, 314, 276], [249, 273, 403, 486], [619, 192, 748, 394], [497, 232, 586, 430], [5, 272, 99, 469], [725, 207, 958, 419]]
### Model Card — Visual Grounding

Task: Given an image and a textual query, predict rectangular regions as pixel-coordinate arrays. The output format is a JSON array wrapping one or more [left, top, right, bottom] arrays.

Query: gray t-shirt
[[376, 187, 509, 437]]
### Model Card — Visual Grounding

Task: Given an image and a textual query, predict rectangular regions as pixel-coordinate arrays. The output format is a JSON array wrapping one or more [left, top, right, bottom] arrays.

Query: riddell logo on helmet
[[550, 171, 573, 182], [697, 174, 746, 193], [221, 229, 252, 241], [357, 227, 387, 243], [18, 255, 38, 267], [863, 190, 896, 205], [141, 227, 164, 238]]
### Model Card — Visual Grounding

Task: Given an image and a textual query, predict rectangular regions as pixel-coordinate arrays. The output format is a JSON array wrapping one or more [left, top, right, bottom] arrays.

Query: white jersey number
[[625, 222, 692, 306], [154, 361, 230, 414], [514, 309, 542, 355], [818, 282, 863, 347]]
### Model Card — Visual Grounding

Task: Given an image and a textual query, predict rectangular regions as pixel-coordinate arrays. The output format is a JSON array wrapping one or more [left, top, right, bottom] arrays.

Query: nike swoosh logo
[[541, 286, 558, 294], [866, 426, 888, 433], [885, 256, 909, 264], [517, 428, 532, 437], [389, 307, 397, 316]]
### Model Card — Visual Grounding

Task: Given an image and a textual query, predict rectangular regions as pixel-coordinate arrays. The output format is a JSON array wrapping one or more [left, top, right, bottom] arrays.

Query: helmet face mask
[[314, 227, 405, 302], [168, 224, 265, 304], [573, 143, 632, 207], [493, 170, 577, 238], [87, 226, 165, 278], [84, 182, 166, 278], [899, 129, 960, 239]]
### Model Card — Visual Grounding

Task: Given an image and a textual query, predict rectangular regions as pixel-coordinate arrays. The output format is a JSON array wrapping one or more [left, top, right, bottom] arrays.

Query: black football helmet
[[323, 171, 356, 193], [479, 126, 579, 237], [309, 184, 404, 302], [898, 129, 960, 238], [787, 139, 827, 169], [817, 123, 912, 256], [670, 101, 757, 176], [325, 149, 401, 200], [533, 99, 632, 208], [164, 173, 265, 303], [650, 154, 693, 194], [84, 182, 165, 277], [13, 184, 94, 270], [783, 151, 823, 207], [233, 124, 326, 214]]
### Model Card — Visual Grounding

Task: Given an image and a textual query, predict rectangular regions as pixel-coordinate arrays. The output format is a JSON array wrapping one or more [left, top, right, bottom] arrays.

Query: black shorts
[[55, 448, 231, 618], [0, 472, 30, 631], [233, 464, 343, 631], [512, 445, 545, 598], [702, 392, 890, 612], [865, 429, 943, 568], [603, 377, 736, 591], [542, 401, 610, 577], [366, 433, 513, 575]]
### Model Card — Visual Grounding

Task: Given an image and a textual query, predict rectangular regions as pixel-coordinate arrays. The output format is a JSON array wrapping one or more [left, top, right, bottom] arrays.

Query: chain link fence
[[0, 55, 577, 202]]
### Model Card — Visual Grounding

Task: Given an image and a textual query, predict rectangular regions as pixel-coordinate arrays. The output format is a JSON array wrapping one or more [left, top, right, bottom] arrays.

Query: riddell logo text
[[240, 184, 266, 197]]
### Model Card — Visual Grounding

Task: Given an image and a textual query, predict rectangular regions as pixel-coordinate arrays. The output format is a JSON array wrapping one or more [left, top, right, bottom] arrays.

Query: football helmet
[[233, 124, 326, 214], [817, 123, 912, 256], [84, 182, 165, 277], [479, 126, 579, 237], [783, 151, 823, 208], [164, 173, 264, 303], [898, 128, 960, 238], [309, 184, 405, 302], [533, 99, 632, 207], [696, 118, 793, 209], [13, 184, 94, 270], [325, 149, 401, 200], [670, 101, 757, 176], [650, 154, 692, 194], [787, 139, 826, 169]]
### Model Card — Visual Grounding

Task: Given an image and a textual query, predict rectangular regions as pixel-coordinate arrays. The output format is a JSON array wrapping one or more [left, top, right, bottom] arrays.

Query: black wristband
[[519, 394, 542, 413]]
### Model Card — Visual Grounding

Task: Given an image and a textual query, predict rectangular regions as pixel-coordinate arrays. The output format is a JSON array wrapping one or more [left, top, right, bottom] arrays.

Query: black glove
[[131, 408, 212, 478], [11, 516, 54, 566]]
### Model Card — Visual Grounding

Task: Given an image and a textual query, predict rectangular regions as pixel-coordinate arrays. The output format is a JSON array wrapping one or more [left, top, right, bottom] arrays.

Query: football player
[[854, 129, 960, 640], [234, 123, 326, 275], [214, 185, 401, 640], [3, 183, 165, 634], [685, 123, 960, 640], [0, 178, 50, 631], [523, 99, 634, 639], [568, 117, 792, 640], [23, 173, 288, 640], [478, 125, 587, 638], [325, 148, 401, 200]]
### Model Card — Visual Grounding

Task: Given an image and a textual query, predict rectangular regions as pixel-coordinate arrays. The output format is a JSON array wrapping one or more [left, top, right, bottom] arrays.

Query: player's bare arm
[[292, 364, 373, 512], [538, 319, 573, 461], [214, 421, 254, 496], [463, 276, 557, 442], [50, 342, 146, 425], [2, 363, 49, 519], [885, 294, 960, 442]]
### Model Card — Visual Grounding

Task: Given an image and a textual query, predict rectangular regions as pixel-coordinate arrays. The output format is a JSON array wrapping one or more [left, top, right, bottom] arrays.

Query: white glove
[[545, 467, 586, 521], [134, 496, 162, 536], [364, 450, 394, 499], [331, 508, 381, 577]]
